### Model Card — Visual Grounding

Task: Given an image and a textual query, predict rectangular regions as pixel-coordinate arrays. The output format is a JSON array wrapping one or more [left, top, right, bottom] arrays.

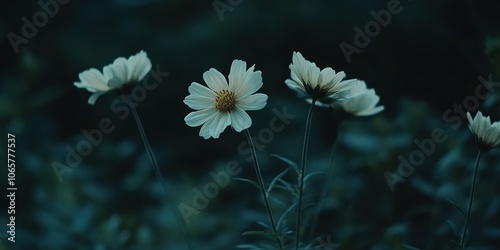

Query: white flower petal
[[188, 82, 216, 98], [185, 108, 217, 127], [331, 78, 356, 95], [74, 82, 97, 92], [195, 111, 232, 139], [292, 52, 312, 81], [328, 71, 347, 90], [184, 95, 214, 110], [203, 69, 228, 92], [290, 69, 304, 86], [230, 107, 252, 132], [237, 93, 268, 110], [109, 57, 129, 87], [484, 127, 494, 143], [337, 88, 383, 116], [199, 114, 218, 139], [307, 66, 320, 89], [318, 67, 337, 87], [228, 60, 247, 93], [285, 78, 303, 90], [357, 105, 385, 116], [75, 68, 111, 92], [236, 70, 263, 98], [285, 79, 306, 94], [103, 65, 114, 81], [476, 112, 486, 137], [467, 111, 500, 150], [127, 51, 152, 82], [346, 80, 368, 97], [88, 92, 106, 105], [212, 112, 231, 138], [492, 124, 500, 146]]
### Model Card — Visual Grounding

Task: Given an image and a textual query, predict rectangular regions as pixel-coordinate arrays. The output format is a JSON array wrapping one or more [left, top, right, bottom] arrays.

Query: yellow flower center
[[215, 90, 236, 112]]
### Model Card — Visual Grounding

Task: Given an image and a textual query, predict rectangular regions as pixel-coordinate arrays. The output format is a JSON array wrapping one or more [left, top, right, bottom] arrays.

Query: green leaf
[[242, 230, 272, 238], [270, 184, 293, 192], [257, 221, 272, 230], [234, 178, 260, 189], [278, 202, 297, 229], [447, 198, 466, 217], [447, 220, 461, 238], [236, 244, 262, 250], [240, 231, 276, 246], [303, 200, 319, 214], [278, 179, 297, 196], [304, 171, 326, 186], [267, 168, 290, 195], [271, 154, 299, 174]]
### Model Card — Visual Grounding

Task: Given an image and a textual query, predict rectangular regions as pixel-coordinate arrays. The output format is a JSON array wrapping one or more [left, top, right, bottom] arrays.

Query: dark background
[[1, 0, 500, 249]]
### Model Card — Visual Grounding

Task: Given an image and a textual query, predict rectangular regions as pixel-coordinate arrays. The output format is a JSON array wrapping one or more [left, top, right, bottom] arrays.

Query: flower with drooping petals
[[285, 51, 355, 107], [333, 80, 384, 117], [467, 111, 500, 151], [74, 51, 152, 105], [184, 60, 268, 139]]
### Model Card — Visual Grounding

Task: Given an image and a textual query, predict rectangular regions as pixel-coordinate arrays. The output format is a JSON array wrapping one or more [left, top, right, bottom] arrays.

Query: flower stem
[[125, 97, 193, 250], [295, 103, 315, 250], [244, 129, 283, 250], [460, 150, 482, 250], [308, 121, 341, 240]]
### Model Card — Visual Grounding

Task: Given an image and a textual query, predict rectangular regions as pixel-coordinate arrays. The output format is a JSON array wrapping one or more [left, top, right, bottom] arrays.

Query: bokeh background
[[1, 0, 500, 249]]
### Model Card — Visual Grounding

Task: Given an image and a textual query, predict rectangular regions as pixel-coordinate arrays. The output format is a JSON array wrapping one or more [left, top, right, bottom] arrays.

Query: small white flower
[[74, 51, 152, 105], [467, 111, 500, 151], [334, 80, 384, 117], [285, 51, 355, 107], [184, 60, 268, 139]]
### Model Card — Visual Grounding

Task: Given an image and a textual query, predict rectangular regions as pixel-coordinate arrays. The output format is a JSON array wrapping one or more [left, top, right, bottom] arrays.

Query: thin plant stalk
[[125, 97, 193, 250], [244, 129, 284, 250], [308, 121, 341, 239], [460, 150, 482, 250], [295, 102, 315, 250]]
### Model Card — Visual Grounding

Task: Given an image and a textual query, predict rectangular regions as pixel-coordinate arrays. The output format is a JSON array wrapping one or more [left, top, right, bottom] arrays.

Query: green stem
[[308, 122, 341, 240], [460, 150, 482, 250], [244, 129, 283, 250], [295, 102, 315, 250], [126, 97, 193, 250]]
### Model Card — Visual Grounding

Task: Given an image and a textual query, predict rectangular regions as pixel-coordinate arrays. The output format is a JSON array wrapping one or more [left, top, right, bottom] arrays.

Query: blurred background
[[1, 0, 500, 249]]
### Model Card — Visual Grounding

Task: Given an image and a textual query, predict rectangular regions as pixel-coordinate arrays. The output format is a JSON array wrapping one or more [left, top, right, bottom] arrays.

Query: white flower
[[184, 60, 268, 139], [467, 111, 500, 151], [285, 51, 355, 107], [334, 80, 384, 117], [74, 51, 152, 105]]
